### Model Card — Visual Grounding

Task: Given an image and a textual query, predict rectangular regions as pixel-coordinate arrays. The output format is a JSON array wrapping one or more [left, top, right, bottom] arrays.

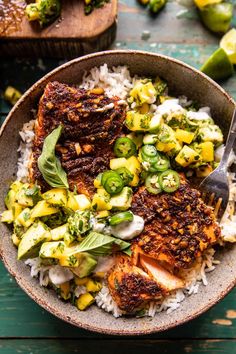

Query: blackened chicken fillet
[[131, 178, 221, 270], [30, 81, 127, 195]]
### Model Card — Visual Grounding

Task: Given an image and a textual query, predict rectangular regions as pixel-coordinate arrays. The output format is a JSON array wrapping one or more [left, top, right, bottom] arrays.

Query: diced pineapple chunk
[[156, 141, 177, 152], [130, 81, 157, 105], [129, 173, 139, 187], [94, 272, 105, 278], [16, 208, 34, 228], [93, 174, 103, 189], [12, 203, 23, 219], [39, 241, 67, 259], [126, 156, 141, 174], [96, 210, 110, 218], [63, 232, 76, 247], [199, 142, 214, 162], [5, 189, 17, 210], [74, 194, 91, 211], [67, 192, 79, 211], [138, 102, 149, 114], [12, 233, 21, 247], [175, 129, 195, 144], [76, 293, 94, 310], [91, 194, 112, 211], [10, 181, 24, 193], [4, 86, 22, 105], [31, 200, 58, 219], [1, 210, 14, 223], [59, 282, 71, 300], [125, 111, 151, 131], [85, 279, 102, 292], [74, 277, 89, 286], [110, 157, 127, 170], [59, 255, 80, 267], [175, 145, 200, 167], [17, 185, 34, 207], [159, 96, 173, 103], [51, 224, 68, 241], [43, 188, 67, 206]]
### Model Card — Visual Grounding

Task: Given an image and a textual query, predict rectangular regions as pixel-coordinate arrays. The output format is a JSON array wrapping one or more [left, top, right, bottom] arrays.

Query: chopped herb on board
[[84, 0, 110, 15]]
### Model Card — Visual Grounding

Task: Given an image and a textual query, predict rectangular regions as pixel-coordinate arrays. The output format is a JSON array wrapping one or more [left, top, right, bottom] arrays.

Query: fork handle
[[219, 108, 236, 171]]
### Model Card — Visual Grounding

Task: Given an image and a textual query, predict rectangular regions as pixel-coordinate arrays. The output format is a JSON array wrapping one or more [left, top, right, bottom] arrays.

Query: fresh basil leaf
[[113, 238, 130, 252], [74, 231, 130, 257], [38, 125, 69, 189]]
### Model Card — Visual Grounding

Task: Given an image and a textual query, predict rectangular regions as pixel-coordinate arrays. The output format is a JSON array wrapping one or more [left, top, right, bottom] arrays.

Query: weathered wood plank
[[0, 0, 117, 58], [117, 0, 217, 45], [0, 262, 236, 338], [0, 339, 235, 353], [0, 0, 236, 343], [0, 45, 235, 118]]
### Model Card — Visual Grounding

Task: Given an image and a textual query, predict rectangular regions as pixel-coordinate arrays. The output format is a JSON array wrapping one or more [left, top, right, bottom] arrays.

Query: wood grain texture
[[0, 0, 117, 57], [0, 339, 236, 353], [0, 49, 236, 340], [0, 262, 236, 339], [1, 0, 236, 348], [2, 0, 116, 39]]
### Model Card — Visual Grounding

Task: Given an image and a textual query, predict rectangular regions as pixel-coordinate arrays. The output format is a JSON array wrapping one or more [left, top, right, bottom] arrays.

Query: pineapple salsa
[[1, 76, 224, 312]]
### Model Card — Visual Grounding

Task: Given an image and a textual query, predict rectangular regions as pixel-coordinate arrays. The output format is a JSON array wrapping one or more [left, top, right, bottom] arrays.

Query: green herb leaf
[[25, 185, 41, 204], [38, 125, 69, 189], [73, 231, 130, 257], [122, 246, 132, 256]]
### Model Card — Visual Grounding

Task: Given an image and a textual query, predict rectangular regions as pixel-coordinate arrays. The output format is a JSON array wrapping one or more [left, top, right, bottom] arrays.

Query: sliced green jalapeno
[[141, 147, 170, 173], [141, 145, 159, 166], [114, 137, 137, 158], [145, 174, 162, 194], [115, 167, 134, 185], [109, 211, 134, 226], [141, 144, 158, 158], [101, 171, 124, 195], [152, 153, 170, 172], [141, 152, 159, 165], [159, 169, 180, 193]]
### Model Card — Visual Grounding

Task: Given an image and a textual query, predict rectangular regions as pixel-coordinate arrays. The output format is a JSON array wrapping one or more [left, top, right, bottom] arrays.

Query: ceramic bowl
[[0, 50, 236, 335]]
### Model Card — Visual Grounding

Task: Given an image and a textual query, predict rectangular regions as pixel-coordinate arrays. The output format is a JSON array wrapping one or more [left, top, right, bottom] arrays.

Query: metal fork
[[199, 108, 236, 220]]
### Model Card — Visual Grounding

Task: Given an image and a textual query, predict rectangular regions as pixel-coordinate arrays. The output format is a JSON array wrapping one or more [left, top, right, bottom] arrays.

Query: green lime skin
[[199, 3, 233, 34], [200, 48, 234, 81]]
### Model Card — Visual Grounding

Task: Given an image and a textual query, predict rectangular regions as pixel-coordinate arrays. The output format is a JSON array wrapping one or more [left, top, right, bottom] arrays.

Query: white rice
[[96, 248, 219, 318], [95, 285, 124, 318], [16, 64, 236, 318], [25, 258, 51, 287], [16, 119, 35, 182], [81, 64, 135, 99]]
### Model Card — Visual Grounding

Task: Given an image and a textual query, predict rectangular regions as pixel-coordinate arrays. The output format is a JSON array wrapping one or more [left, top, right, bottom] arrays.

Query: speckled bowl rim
[[0, 50, 236, 336]]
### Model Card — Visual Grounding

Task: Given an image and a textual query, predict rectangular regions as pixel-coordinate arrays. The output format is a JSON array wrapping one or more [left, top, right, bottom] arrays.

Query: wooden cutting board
[[0, 0, 117, 58]]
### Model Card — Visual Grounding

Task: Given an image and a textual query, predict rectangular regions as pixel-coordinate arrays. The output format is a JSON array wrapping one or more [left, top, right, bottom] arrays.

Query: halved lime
[[200, 47, 234, 81], [199, 3, 233, 34], [220, 28, 236, 64]]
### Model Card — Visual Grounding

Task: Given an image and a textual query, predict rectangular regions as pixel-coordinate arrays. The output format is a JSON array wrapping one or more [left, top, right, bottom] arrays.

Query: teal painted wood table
[[0, 1, 236, 353]]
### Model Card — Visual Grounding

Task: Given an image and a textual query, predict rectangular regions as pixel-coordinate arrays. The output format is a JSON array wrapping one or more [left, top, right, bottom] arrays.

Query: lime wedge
[[200, 47, 234, 81], [220, 28, 236, 64], [194, 0, 221, 9]]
